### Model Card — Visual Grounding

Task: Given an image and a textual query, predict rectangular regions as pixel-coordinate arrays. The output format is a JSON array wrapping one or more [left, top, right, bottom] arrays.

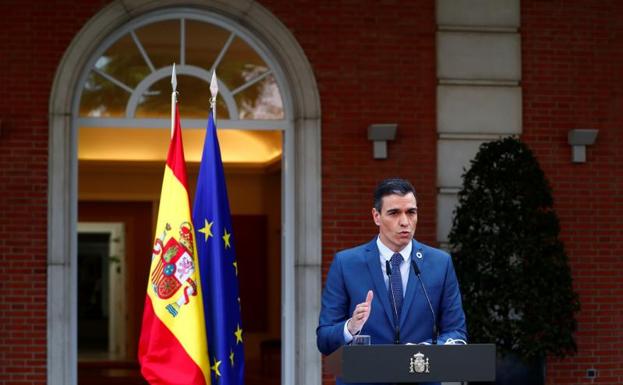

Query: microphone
[[385, 260, 401, 344], [411, 259, 438, 345]]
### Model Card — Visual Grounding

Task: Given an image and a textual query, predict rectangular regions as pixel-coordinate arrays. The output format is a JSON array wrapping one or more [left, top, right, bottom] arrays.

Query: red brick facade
[[261, 0, 439, 260], [522, 1, 623, 384], [0, 1, 621, 384], [1, 2, 108, 384]]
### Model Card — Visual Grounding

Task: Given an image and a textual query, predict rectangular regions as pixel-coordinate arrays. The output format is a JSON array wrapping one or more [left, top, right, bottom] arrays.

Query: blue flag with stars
[[193, 108, 244, 385]]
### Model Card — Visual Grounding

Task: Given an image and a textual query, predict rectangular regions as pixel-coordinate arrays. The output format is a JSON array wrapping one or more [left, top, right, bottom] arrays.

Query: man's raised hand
[[347, 290, 373, 335]]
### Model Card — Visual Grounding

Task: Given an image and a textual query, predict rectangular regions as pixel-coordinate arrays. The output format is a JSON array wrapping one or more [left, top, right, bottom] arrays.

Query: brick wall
[[0, 1, 108, 384], [522, 1, 623, 384], [261, 0, 438, 263]]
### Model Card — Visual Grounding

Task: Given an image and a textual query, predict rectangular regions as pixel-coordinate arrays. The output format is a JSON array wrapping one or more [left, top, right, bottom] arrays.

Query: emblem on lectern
[[409, 352, 430, 374]]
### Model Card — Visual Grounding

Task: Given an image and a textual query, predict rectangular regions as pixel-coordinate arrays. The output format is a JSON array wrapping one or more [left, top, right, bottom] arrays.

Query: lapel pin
[[416, 251, 423, 259]]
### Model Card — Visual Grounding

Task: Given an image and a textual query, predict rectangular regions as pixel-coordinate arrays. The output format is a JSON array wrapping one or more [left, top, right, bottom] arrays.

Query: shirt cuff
[[343, 319, 355, 343]]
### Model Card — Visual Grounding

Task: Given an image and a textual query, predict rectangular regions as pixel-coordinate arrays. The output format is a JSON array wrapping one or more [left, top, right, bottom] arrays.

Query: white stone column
[[436, 0, 523, 248]]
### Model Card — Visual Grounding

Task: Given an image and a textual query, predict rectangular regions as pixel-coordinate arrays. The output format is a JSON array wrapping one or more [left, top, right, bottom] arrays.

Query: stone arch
[[48, 1, 321, 384]]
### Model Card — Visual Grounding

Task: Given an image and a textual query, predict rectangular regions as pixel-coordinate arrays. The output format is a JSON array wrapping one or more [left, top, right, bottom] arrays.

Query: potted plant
[[448, 137, 580, 385]]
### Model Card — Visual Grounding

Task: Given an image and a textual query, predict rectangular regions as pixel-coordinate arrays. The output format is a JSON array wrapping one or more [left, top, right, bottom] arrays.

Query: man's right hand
[[347, 290, 373, 335]]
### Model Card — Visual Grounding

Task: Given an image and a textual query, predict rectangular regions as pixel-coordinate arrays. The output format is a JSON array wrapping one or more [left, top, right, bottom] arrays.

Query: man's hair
[[373, 178, 417, 212]]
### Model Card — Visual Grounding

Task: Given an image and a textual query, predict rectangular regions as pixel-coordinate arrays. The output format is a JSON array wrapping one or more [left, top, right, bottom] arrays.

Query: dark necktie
[[390, 253, 404, 319]]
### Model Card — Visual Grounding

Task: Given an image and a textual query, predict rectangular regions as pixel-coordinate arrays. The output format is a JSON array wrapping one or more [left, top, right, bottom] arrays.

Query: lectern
[[326, 344, 496, 383]]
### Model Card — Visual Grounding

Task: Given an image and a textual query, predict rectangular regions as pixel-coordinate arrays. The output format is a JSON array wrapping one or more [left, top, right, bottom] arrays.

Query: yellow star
[[233, 261, 238, 276], [234, 324, 243, 344], [229, 349, 235, 367], [222, 228, 232, 249], [211, 357, 222, 377], [198, 219, 214, 241]]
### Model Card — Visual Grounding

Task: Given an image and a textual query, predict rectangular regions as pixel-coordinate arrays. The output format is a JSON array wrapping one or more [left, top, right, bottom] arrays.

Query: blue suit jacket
[[317, 238, 467, 385]]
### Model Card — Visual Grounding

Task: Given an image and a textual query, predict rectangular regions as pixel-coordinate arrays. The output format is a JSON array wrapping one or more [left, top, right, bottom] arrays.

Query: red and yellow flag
[[138, 103, 211, 385]]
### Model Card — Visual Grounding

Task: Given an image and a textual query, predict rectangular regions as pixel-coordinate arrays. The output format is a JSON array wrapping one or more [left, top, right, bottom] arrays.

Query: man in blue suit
[[317, 178, 467, 384]]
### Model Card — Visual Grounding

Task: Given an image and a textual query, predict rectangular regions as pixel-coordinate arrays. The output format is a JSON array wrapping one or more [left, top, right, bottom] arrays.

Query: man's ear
[[372, 208, 380, 226]]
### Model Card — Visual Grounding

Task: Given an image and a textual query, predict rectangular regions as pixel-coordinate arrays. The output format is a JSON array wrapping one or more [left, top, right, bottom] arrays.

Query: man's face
[[372, 192, 418, 252]]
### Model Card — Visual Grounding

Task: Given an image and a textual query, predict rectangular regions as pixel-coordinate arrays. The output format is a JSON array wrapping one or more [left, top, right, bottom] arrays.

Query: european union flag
[[193, 108, 244, 385]]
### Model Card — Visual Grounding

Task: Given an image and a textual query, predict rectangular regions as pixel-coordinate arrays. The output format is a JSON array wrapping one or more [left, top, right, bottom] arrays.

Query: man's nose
[[399, 213, 409, 226]]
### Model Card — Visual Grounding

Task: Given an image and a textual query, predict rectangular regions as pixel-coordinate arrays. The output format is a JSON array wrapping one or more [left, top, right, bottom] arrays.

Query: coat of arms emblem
[[150, 222, 198, 317], [409, 352, 430, 374]]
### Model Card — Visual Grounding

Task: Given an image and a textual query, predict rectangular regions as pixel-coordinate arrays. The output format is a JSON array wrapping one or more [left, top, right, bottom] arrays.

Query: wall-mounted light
[[368, 123, 397, 159], [568, 129, 598, 163]]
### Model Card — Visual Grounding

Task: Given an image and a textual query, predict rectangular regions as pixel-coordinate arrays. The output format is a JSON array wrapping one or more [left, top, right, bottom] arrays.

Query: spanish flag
[[138, 100, 211, 385]]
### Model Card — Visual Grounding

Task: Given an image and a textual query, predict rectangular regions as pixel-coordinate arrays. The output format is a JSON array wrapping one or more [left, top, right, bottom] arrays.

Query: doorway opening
[[77, 162, 282, 384], [75, 12, 287, 384], [78, 232, 110, 355], [78, 222, 127, 360]]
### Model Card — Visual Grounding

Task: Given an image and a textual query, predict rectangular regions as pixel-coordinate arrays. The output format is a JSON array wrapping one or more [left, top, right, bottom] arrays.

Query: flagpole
[[194, 68, 245, 385], [139, 61, 212, 385], [171, 63, 178, 138], [210, 71, 218, 119]]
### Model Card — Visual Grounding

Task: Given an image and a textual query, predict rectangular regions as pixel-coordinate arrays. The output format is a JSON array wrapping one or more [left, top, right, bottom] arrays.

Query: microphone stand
[[412, 260, 438, 345]]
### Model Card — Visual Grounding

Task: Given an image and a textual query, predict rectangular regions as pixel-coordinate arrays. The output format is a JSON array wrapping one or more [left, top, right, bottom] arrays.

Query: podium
[[326, 344, 496, 383]]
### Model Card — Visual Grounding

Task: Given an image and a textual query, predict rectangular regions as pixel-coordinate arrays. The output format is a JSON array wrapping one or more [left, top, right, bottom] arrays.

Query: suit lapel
[[400, 240, 421, 328], [364, 240, 395, 327]]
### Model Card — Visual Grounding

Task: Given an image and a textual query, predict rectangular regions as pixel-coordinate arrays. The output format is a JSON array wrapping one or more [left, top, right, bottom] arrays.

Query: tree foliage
[[449, 137, 579, 359]]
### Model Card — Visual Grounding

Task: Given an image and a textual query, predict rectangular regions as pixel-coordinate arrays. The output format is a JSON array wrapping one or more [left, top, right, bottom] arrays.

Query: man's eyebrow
[[385, 207, 418, 213]]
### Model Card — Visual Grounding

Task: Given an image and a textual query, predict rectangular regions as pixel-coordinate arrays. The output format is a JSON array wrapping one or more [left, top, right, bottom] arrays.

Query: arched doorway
[[48, 1, 321, 384]]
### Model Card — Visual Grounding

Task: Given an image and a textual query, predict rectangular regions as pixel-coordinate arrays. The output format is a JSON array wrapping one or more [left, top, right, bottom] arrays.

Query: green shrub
[[449, 136, 579, 359]]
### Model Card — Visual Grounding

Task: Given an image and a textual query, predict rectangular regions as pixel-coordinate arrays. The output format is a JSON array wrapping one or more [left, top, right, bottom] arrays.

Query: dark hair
[[373, 178, 417, 212]]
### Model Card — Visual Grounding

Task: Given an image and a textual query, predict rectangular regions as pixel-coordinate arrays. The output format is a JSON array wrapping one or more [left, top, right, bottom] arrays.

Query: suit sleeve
[[436, 256, 468, 344], [316, 253, 351, 355]]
